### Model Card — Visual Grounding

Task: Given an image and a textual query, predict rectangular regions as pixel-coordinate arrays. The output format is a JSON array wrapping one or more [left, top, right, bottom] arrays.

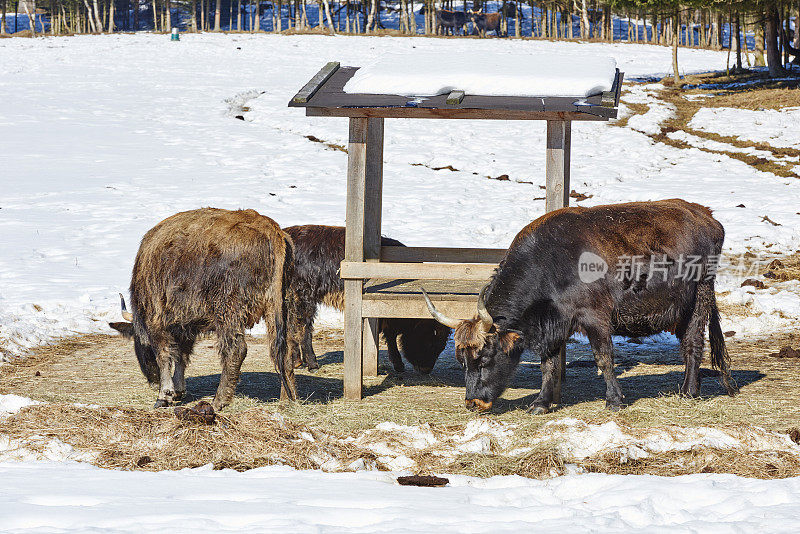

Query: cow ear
[[498, 329, 522, 352]]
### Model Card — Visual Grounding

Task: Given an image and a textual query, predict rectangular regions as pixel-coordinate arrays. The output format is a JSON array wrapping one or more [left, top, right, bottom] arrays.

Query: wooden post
[[545, 120, 571, 405], [362, 117, 384, 377], [344, 117, 368, 400], [344, 117, 383, 398]]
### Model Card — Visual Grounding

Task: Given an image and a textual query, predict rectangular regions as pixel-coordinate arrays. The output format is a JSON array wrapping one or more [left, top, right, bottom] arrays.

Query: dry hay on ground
[[2, 271, 800, 478]]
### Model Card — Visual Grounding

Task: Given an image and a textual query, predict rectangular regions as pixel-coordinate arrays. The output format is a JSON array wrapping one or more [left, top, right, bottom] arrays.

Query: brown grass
[[3, 254, 800, 478]]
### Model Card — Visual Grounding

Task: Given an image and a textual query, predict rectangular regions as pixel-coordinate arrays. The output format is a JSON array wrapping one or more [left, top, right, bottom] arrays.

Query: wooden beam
[[445, 90, 465, 105], [380, 246, 507, 264], [340, 261, 497, 281], [545, 120, 571, 213], [363, 317, 379, 377], [545, 119, 571, 406], [362, 298, 479, 320], [291, 61, 340, 104], [306, 107, 610, 121], [362, 117, 384, 378], [343, 117, 369, 400]]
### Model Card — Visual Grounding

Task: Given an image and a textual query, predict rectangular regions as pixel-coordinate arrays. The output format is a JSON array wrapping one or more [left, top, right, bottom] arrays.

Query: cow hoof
[[528, 404, 549, 415], [153, 399, 170, 408], [173, 391, 185, 402], [306, 361, 320, 371], [606, 401, 623, 412]]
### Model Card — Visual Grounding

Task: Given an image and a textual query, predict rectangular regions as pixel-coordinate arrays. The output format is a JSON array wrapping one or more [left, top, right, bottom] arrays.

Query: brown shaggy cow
[[111, 208, 296, 409], [423, 199, 738, 413], [283, 225, 450, 374]]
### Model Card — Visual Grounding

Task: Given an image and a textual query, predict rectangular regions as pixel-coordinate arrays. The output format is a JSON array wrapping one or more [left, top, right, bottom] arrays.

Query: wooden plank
[[446, 90, 465, 105], [362, 298, 479, 320], [340, 261, 497, 281], [291, 62, 340, 103], [545, 119, 571, 406], [364, 278, 486, 300], [343, 117, 369, 400], [363, 317, 379, 377], [380, 246, 506, 264], [306, 107, 608, 121]]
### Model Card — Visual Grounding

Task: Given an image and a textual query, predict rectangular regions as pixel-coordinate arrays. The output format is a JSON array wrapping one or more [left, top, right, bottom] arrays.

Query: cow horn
[[477, 285, 493, 331], [119, 293, 133, 322], [421, 288, 460, 329]]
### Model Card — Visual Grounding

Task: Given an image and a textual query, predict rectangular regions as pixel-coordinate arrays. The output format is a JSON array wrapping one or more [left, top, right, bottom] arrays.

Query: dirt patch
[[621, 72, 800, 179]]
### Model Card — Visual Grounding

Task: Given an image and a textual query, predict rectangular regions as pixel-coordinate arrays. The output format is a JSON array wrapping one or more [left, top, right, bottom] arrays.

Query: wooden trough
[[289, 61, 623, 401]]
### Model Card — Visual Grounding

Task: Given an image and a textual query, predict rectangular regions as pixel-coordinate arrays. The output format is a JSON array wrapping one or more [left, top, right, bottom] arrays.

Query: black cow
[[284, 225, 450, 374], [423, 199, 738, 413], [434, 9, 468, 35]]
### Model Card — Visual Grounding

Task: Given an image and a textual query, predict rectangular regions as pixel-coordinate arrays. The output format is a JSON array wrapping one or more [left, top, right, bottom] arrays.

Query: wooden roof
[[289, 62, 623, 121]]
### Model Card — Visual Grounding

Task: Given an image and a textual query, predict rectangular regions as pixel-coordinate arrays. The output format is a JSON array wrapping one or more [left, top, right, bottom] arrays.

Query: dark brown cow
[[110, 208, 296, 409], [284, 225, 450, 374], [470, 10, 504, 37], [423, 200, 738, 413]]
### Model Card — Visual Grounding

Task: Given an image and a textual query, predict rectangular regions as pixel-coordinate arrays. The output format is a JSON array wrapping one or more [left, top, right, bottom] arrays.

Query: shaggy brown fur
[[284, 225, 450, 374], [120, 208, 296, 409]]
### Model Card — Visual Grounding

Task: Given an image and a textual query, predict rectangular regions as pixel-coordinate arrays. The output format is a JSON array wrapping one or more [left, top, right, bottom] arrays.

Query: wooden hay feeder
[[289, 61, 623, 401]]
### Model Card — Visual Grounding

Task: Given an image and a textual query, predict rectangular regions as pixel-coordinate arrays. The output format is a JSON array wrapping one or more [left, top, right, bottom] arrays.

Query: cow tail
[[707, 280, 738, 396], [272, 234, 297, 401]]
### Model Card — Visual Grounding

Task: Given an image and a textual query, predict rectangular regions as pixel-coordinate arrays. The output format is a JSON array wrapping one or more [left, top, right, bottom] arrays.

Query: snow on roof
[[343, 52, 617, 98]]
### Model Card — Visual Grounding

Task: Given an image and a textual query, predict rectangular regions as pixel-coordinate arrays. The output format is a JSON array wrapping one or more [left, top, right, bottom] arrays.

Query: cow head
[[422, 287, 523, 411], [397, 319, 451, 374]]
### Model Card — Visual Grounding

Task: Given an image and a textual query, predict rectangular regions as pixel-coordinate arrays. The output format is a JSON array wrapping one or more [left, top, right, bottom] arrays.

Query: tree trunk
[[765, 3, 785, 76], [1, 0, 6, 35], [754, 19, 766, 65], [255, 0, 261, 30], [735, 11, 742, 70], [214, 0, 220, 29], [672, 8, 680, 84], [109, 0, 115, 31], [322, 0, 333, 32], [81, 0, 97, 31], [191, 0, 196, 30], [92, 0, 103, 30], [152, 0, 157, 29], [23, 0, 35, 33], [365, 0, 374, 32]]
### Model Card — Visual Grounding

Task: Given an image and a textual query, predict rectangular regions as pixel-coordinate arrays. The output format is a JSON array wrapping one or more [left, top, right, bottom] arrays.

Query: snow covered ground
[[3, 460, 800, 533], [1, 396, 799, 533], [2, 33, 799, 358]]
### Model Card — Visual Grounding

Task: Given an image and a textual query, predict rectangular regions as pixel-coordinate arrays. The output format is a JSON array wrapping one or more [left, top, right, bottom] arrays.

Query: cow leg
[[153, 339, 177, 408], [587, 328, 624, 410], [529, 343, 563, 414], [213, 330, 247, 411], [383, 325, 405, 373], [680, 284, 711, 398], [301, 320, 319, 370], [171, 334, 195, 402], [287, 307, 305, 369]]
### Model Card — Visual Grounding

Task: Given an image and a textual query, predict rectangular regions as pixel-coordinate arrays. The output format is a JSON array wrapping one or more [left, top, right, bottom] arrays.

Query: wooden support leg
[[343, 280, 363, 400], [545, 120, 571, 405], [343, 117, 383, 398], [363, 317, 379, 377], [362, 117, 384, 378]]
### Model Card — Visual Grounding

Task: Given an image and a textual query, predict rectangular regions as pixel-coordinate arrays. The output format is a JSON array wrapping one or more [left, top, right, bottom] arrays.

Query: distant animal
[[283, 225, 450, 374], [434, 9, 468, 35], [423, 199, 738, 413], [469, 10, 504, 37], [110, 208, 296, 409], [781, 28, 800, 65], [501, 1, 524, 20]]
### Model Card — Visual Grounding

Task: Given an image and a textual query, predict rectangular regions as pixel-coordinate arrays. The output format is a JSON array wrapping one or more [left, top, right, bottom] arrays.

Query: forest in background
[[1, 0, 798, 80]]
